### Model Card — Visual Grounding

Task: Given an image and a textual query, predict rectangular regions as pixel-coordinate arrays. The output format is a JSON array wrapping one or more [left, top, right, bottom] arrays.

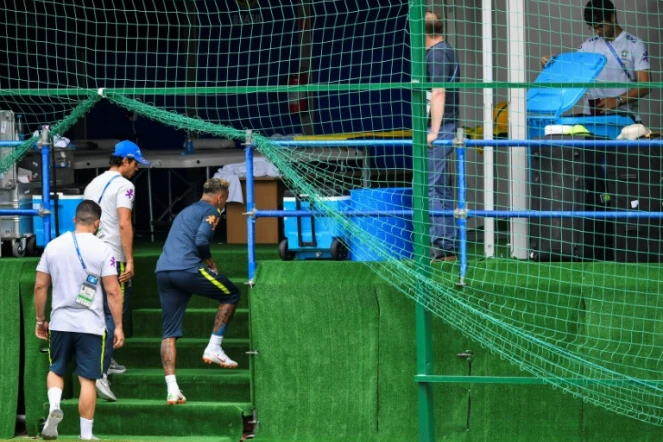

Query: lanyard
[[72, 232, 87, 270], [605, 40, 635, 82], [98, 175, 121, 204]]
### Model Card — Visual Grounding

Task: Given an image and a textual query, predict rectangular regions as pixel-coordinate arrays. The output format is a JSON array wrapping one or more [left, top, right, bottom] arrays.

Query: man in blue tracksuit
[[425, 10, 460, 261], [155, 178, 241, 405]]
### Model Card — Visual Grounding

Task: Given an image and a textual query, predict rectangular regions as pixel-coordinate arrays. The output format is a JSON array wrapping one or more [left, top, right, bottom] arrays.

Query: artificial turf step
[[113, 338, 251, 369], [51, 437, 235, 442], [56, 399, 250, 437], [132, 308, 249, 339], [130, 277, 252, 310], [73, 369, 250, 403]]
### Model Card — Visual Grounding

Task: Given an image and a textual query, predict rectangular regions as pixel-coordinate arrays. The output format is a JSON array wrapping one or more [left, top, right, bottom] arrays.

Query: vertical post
[[409, 2, 435, 441], [245, 130, 257, 283], [482, 0, 495, 258], [148, 167, 155, 242], [455, 129, 468, 286], [507, 0, 529, 259], [39, 128, 52, 245]]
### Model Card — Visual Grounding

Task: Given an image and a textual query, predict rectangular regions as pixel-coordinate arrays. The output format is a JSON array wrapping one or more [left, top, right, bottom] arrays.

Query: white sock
[[47, 387, 62, 412], [165, 375, 179, 395], [206, 334, 223, 352], [80, 417, 94, 440]]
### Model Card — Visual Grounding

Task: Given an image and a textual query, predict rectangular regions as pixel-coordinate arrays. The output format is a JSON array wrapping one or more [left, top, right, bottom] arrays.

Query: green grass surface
[[0, 261, 23, 439]]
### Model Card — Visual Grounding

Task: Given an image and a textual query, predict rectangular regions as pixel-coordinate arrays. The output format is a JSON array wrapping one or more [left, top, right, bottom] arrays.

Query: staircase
[[58, 269, 254, 440]]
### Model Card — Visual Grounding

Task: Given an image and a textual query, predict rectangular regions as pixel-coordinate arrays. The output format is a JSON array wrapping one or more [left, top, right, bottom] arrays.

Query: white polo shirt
[[84, 170, 135, 263], [37, 232, 118, 336], [578, 31, 650, 121]]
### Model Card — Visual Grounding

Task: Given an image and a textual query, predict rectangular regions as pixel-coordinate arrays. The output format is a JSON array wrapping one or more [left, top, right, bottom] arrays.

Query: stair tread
[[125, 337, 249, 344], [61, 398, 251, 408], [110, 368, 250, 380], [134, 307, 249, 313]]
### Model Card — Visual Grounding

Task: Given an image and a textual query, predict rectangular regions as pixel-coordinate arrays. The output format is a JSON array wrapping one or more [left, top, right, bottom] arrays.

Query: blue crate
[[33, 194, 83, 247], [282, 194, 350, 260], [527, 114, 635, 140]]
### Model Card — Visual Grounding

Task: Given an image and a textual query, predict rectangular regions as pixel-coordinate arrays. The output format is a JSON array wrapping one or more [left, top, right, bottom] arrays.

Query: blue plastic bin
[[282, 193, 350, 260], [33, 194, 83, 247], [350, 187, 413, 262], [527, 52, 634, 139]]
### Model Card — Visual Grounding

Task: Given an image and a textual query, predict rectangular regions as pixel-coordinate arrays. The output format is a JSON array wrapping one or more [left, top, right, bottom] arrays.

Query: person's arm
[[195, 211, 219, 272], [598, 39, 651, 112], [116, 182, 135, 283], [427, 88, 446, 146], [34, 271, 51, 340], [117, 207, 134, 282]]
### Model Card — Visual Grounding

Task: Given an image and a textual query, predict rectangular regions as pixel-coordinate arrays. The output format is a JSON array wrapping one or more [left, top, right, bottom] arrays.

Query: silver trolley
[[0, 110, 36, 257]]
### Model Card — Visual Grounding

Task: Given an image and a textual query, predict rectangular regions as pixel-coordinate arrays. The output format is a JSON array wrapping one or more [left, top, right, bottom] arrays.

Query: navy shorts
[[49, 330, 105, 380], [157, 268, 241, 339]]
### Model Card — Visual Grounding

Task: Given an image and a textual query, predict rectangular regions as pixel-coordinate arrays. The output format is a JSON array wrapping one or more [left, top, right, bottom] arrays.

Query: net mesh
[[2, 0, 663, 427]]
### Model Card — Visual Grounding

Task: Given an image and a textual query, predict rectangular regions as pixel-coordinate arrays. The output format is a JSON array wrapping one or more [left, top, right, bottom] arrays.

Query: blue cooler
[[33, 194, 83, 247], [280, 192, 350, 260], [350, 187, 413, 262], [527, 52, 634, 139]]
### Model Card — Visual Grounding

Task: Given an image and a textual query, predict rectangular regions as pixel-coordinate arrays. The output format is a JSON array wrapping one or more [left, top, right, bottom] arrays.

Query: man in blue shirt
[[425, 10, 460, 262], [155, 178, 241, 405]]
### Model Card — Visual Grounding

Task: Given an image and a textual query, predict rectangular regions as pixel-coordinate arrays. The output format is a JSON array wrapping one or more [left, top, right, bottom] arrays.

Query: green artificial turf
[[0, 261, 24, 438]]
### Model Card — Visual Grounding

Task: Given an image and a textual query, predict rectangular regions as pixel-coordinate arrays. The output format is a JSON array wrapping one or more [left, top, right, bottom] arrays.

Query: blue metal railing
[[244, 137, 663, 283], [0, 129, 53, 249]]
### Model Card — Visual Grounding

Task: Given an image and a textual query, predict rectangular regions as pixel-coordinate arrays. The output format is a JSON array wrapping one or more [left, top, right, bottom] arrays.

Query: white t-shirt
[[84, 170, 135, 262], [37, 232, 118, 336], [577, 31, 650, 121]]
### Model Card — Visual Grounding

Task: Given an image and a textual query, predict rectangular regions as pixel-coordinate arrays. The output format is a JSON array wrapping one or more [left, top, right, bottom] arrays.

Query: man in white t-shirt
[[34, 199, 124, 441], [83, 140, 149, 401], [541, 0, 651, 122]]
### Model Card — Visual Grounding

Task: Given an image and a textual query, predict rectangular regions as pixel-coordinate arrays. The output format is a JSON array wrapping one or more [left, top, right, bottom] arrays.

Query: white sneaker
[[78, 436, 100, 440], [41, 408, 63, 440], [203, 348, 238, 369], [108, 358, 126, 375], [166, 390, 186, 405], [95, 376, 117, 402]]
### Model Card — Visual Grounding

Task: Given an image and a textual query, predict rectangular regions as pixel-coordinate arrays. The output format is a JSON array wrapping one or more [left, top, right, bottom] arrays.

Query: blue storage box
[[33, 194, 83, 247], [350, 187, 413, 262], [527, 52, 634, 139], [281, 193, 350, 260]]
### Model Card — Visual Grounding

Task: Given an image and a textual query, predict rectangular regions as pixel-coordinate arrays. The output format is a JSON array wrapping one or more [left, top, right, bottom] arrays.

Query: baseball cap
[[113, 140, 149, 165]]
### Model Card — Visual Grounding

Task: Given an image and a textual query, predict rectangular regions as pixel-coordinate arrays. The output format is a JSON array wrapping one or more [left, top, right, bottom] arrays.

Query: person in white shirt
[[541, 0, 651, 122], [34, 199, 124, 441], [83, 140, 149, 401]]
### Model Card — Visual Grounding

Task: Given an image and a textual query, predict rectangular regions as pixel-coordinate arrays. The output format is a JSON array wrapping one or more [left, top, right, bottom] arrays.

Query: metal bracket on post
[[37, 125, 50, 148]]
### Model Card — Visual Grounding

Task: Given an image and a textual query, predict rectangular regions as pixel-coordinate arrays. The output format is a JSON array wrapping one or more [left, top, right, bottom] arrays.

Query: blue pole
[[246, 142, 256, 282], [0, 141, 23, 147], [0, 209, 41, 216], [41, 142, 52, 245], [456, 138, 468, 286]]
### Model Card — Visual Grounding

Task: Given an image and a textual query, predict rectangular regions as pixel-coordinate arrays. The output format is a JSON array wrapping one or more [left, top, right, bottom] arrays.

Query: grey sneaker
[[95, 375, 117, 402], [41, 408, 63, 440], [108, 358, 126, 375]]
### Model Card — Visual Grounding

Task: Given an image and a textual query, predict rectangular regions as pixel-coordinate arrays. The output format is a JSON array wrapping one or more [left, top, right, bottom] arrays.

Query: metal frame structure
[[0, 128, 53, 249]]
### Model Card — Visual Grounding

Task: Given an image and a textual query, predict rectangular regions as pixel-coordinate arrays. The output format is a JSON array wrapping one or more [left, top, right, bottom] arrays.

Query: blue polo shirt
[[156, 201, 222, 273]]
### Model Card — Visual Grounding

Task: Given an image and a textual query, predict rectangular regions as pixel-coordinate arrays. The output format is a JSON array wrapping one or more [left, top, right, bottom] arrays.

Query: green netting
[[1, 0, 663, 430]]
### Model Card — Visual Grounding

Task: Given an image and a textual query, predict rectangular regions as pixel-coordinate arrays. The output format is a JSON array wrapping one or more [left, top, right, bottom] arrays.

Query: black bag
[[529, 134, 610, 261], [605, 135, 663, 263]]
